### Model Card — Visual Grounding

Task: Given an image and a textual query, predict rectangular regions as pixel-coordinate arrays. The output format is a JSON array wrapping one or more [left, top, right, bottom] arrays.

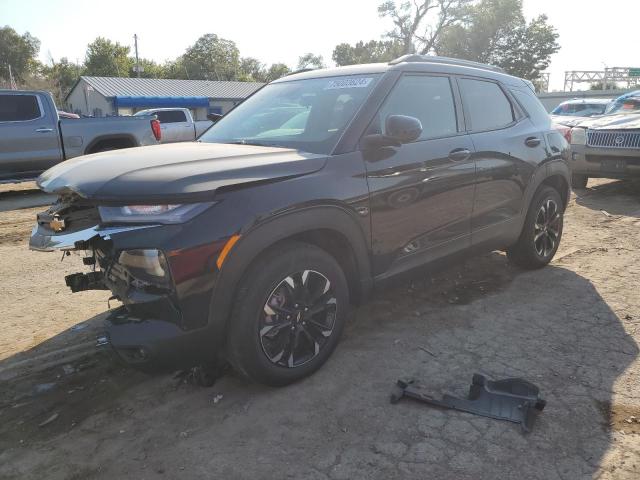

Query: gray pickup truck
[[0, 90, 161, 183]]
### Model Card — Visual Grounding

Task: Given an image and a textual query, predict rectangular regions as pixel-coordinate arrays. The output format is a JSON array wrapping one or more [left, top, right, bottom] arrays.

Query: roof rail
[[285, 68, 316, 77], [389, 54, 506, 74]]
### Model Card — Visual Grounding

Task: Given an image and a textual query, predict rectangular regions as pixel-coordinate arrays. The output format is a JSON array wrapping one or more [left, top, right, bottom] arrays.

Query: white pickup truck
[[133, 108, 214, 143]]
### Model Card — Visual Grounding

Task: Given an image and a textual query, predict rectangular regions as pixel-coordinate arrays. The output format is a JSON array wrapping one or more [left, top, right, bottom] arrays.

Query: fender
[[204, 205, 373, 349], [84, 134, 137, 154], [516, 159, 570, 231]]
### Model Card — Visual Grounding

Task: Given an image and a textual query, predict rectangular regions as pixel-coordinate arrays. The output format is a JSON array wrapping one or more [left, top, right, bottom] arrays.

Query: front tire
[[226, 241, 349, 386], [507, 186, 564, 269], [571, 173, 588, 189]]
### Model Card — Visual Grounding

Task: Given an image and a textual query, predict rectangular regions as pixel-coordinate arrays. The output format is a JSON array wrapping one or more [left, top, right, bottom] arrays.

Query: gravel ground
[[0, 179, 639, 480]]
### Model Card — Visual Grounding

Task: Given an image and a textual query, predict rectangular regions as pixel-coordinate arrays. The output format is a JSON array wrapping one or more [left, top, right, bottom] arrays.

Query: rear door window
[[156, 110, 187, 123], [0, 94, 41, 121], [370, 74, 458, 141], [459, 78, 514, 132]]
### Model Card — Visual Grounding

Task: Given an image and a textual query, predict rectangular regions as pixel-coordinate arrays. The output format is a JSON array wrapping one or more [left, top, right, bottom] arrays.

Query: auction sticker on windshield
[[325, 77, 374, 90]]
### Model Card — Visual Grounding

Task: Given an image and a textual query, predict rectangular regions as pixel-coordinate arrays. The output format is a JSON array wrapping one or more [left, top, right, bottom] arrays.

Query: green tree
[[128, 58, 167, 78], [436, 0, 559, 80], [378, 0, 473, 55], [182, 34, 240, 81], [332, 40, 404, 66], [297, 53, 325, 70], [265, 63, 291, 81], [239, 57, 267, 82], [163, 57, 189, 79], [84, 37, 132, 76], [0, 26, 41, 82], [436, 0, 522, 62], [42, 57, 82, 104], [491, 14, 560, 80]]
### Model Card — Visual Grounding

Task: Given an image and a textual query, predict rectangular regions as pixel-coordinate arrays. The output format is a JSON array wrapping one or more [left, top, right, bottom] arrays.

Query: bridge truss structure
[[564, 68, 640, 91]]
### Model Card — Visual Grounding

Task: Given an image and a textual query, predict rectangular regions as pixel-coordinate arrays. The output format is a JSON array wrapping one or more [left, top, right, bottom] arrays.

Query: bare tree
[[378, 0, 472, 55]]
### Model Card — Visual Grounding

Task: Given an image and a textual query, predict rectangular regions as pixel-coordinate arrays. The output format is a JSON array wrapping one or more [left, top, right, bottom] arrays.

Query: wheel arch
[[85, 134, 137, 154], [522, 160, 571, 215], [541, 174, 570, 209], [207, 206, 372, 347]]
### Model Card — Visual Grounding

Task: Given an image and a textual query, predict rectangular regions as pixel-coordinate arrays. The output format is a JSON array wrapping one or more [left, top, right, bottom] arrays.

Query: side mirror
[[207, 113, 223, 123], [386, 115, 423, 143], [362, 115, 422, 149]]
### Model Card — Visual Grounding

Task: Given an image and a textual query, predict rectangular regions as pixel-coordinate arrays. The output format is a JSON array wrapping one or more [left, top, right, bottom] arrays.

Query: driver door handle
[[525, 136, 541, 147], [35, 127, 54, 133], [448, 148, 471, 162]]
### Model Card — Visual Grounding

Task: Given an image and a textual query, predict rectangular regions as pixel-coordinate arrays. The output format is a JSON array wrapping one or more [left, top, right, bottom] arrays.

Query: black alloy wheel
[[259, 270, 337, 368], [533, 199, 561, 258], [507, 185, 564, 269], [226, 241, 349, 386]]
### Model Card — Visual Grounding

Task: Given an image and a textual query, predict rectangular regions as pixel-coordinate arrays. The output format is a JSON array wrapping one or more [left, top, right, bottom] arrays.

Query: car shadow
[[574, 179, 640, 217], [0, 251, 637, 479]]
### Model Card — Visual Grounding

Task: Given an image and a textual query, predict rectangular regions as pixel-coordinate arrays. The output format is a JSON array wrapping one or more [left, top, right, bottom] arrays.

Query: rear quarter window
[[511, 88, 551, 126], [0, 94, 41, 121]]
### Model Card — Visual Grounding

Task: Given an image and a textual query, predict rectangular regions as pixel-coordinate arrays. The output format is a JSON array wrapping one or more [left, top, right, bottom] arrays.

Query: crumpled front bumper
[[30, 219, 224, 371], [104, 307, 213, 371], [29, 223, 155, 252]]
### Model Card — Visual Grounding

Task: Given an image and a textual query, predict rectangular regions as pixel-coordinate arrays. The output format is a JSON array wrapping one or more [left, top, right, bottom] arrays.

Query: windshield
[[551, 102, 608, 117], [199, 74, 381, 154], [605, 96, 640, 115]]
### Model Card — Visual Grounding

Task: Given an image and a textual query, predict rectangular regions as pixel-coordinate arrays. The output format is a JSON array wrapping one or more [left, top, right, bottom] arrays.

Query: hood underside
[[38, 142, 327, 203]]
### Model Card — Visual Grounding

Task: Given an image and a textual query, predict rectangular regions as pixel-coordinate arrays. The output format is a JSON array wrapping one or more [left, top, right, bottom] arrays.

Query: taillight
[[151, 119, 162, 141], [553, 123, 571, 143]]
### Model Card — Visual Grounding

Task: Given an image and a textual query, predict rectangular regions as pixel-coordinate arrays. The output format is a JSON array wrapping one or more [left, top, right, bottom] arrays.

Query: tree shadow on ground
[[0, 251, 637, 479]]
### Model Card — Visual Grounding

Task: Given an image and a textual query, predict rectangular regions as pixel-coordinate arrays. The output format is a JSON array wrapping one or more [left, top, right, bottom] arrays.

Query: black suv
[[30, 55, 570, 386]]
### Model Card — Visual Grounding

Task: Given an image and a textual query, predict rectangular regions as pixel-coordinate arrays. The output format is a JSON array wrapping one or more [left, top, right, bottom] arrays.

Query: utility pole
[[134, 34, 141, 78]]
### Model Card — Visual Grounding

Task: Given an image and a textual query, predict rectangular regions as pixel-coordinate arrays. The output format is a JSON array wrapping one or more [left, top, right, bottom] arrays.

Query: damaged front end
[[30, 194, 220, 371]]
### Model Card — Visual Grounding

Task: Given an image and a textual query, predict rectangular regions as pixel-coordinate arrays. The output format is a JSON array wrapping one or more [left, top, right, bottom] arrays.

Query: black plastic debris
[[391, 374, 546, 432]]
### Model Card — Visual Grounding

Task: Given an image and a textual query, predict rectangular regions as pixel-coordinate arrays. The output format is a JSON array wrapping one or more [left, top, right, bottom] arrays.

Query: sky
[[0, 0, 637, 91]]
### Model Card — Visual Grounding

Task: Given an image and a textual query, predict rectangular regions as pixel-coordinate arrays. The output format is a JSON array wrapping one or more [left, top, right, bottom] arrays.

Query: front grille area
[[37, 194, 100, 234], [587, 130, 640, 149]]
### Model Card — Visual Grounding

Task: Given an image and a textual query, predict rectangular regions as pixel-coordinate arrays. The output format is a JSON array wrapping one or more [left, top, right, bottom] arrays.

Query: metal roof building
[[65, 76, 264, 119]]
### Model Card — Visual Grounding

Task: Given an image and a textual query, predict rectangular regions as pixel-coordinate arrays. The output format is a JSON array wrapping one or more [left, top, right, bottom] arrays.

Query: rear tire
[[571, 173, 588, 189], [226, 241, 349, 386], [507, 186, 564, 269]]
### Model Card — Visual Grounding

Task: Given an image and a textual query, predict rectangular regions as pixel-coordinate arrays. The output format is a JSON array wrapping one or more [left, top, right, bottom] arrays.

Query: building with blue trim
[[65, 76, 264, 119]]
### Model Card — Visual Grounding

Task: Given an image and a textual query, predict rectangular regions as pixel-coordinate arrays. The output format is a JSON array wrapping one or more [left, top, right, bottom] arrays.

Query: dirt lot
[[1, 179, 639, 480]]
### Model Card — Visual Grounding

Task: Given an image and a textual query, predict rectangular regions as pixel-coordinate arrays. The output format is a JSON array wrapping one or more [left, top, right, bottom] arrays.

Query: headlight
[[119, 249, 171, 287], [98, 202, 214, 224], [570, 128, 587, 145]]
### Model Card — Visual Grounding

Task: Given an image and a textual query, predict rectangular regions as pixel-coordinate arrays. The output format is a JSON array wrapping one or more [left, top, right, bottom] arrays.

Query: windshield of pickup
[[605, 96, 640, 115], [199, 74, 381, 154]]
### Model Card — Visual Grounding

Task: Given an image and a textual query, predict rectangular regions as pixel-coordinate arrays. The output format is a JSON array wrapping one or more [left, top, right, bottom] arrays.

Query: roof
[[67, 76, 264, 102], [278, 58, 524, 88]]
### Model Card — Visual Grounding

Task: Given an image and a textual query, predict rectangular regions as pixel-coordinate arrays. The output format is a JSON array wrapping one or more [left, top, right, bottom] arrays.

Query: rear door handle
[[35, 127, 54, 133], [448, 148, 472, 162], [525, 136, 541, 147]]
